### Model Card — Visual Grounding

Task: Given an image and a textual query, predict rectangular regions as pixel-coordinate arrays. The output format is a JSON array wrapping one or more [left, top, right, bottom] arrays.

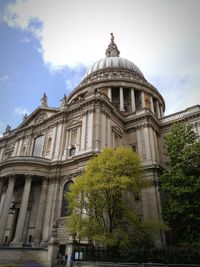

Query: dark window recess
[[28, 235, 32, 242], [135, 194, 140, 201], [69, 146, 76, 157], [61, 180, 74, 217], [131, 144, 137, 152], [5, 236, 8, 243]]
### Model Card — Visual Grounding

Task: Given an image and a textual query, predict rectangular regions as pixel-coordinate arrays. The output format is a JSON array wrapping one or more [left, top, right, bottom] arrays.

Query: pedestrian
[[70, 254, 75, 267], [64, 254, 68, 267]]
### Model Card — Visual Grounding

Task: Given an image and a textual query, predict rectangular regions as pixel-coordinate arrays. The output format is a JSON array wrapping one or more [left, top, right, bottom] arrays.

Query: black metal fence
[[73, 246, 200, 264], [74, 262, 200, 267]]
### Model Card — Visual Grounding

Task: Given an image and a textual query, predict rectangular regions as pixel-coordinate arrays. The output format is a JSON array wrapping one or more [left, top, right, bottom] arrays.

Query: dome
[[83, 57, 144, 79]]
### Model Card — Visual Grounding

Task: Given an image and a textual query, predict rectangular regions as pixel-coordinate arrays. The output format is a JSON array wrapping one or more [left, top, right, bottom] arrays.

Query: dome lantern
[[105, 33, 120, 57]]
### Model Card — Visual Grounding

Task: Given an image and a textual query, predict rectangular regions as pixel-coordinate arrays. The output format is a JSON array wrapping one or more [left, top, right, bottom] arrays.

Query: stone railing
[[160, 105, 200, 124]]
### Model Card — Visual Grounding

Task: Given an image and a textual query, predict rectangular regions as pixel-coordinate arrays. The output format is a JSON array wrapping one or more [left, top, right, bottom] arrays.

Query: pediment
[[16, 107, 59, 131], [67, 119, 81, 128]]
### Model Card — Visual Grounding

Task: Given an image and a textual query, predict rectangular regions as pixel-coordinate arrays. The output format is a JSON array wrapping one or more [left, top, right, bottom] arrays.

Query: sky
[[0, 0, 200, 136]]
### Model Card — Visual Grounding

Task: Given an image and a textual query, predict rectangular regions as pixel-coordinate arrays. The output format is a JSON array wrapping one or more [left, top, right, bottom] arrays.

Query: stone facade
[[0, 35, 200, 265]]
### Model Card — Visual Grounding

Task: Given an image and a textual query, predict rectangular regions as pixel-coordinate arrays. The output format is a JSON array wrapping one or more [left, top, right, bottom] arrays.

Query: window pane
[[61, 181, 73, 217], [69, 146, 76, 157], [33, 135, 44, 157], [71, 129, 77, 145]]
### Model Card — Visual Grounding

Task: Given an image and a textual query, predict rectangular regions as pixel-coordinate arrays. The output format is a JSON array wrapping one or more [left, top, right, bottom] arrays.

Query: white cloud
[[2, 0, 200, 113], [3, 0, 199, 68], [14, 107, 29, 116], [0, 74, 9, 82], [0, 122, 6, 137], [21, 36, 30, 43]]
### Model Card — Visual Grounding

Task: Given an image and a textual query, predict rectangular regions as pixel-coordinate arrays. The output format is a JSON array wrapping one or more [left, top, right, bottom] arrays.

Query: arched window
[[61, 180, 73, 217], [33, 135, 44, 157]]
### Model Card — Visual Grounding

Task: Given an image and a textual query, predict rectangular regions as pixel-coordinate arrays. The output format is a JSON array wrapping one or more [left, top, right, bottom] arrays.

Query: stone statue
[[23, 113, 28, 121], [52, 219, 59, 237], [110, 33, 114, 44], [60, 94, 68, 109], [41, 93, 48, 107], [53, 219, 59, 229], [5, 125, 11, 133]]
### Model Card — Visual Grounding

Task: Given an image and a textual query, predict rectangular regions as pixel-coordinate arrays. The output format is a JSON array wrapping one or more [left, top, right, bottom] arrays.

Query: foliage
[[66, 147, 154, 249], [160, 123, 200, 246]]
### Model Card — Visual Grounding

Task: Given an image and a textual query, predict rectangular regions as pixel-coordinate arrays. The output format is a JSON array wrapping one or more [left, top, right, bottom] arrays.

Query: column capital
[[25, 174, 33, 178], [8, 175, 15, 183], [42, 177, 49, 184], [25, 174, 33, 182]]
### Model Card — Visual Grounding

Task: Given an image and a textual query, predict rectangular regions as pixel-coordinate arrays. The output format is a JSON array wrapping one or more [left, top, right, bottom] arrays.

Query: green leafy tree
[[66, 147, 154, 250], [160, 123, 200, 246]]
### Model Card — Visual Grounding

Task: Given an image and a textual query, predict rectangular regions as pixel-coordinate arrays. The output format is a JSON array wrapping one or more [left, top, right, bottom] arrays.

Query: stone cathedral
[[0, 35, 199, 265]]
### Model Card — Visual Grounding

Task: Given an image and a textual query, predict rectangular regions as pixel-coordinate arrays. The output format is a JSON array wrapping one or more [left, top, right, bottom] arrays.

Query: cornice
[[0, 151, 97, 178], [125, 109, 160, 133], [68, 68, 165, 109], [160, 105, 200, 133]]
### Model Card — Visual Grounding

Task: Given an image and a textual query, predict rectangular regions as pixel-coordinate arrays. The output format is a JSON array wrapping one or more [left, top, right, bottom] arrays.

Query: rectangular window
[[70, 129, 77, 145]]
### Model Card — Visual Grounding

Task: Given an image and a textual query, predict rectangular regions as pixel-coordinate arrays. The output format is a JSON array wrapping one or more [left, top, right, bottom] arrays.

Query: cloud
[[2, 0, 200, 68], [14, 107, 29, 116], [21, 36, 30, 43], [0, 122, 6, 137], [0, 74, 9, 82], [1, 0, 200, 113]]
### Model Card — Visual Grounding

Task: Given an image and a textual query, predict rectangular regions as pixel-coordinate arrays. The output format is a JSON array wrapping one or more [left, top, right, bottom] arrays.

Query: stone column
[[143, 126, 151, 161], [0, 179, 4, 216], [42, 179, 55, 243], [53, 123, 62, 160], [94, 106, 101, 151], [156, 100, 161, 118], [131, 88, 136, 112], [160, 106, 164, 117], [119, 87, 124, 111], [106, 115, 111, 147], [50, 178, 59, 235], [12, 175, 32, 245], [34, 178, 48, 244], [141, 91, 145, 108], [66, 244, 73, 267], [0, 176, 15, 245], [108, 88, 112, 101], [0, 179, 3, 204], [48, 237, 59, 267]]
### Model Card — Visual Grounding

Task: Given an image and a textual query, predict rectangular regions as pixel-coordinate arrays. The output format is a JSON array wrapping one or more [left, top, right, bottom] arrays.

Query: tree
[[160, 123, 200, 246], [66, 147, 153, 250]]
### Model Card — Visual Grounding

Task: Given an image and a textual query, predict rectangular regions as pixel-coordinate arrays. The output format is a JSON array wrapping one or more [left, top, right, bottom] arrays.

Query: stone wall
[[0, 248, 48, 265]]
